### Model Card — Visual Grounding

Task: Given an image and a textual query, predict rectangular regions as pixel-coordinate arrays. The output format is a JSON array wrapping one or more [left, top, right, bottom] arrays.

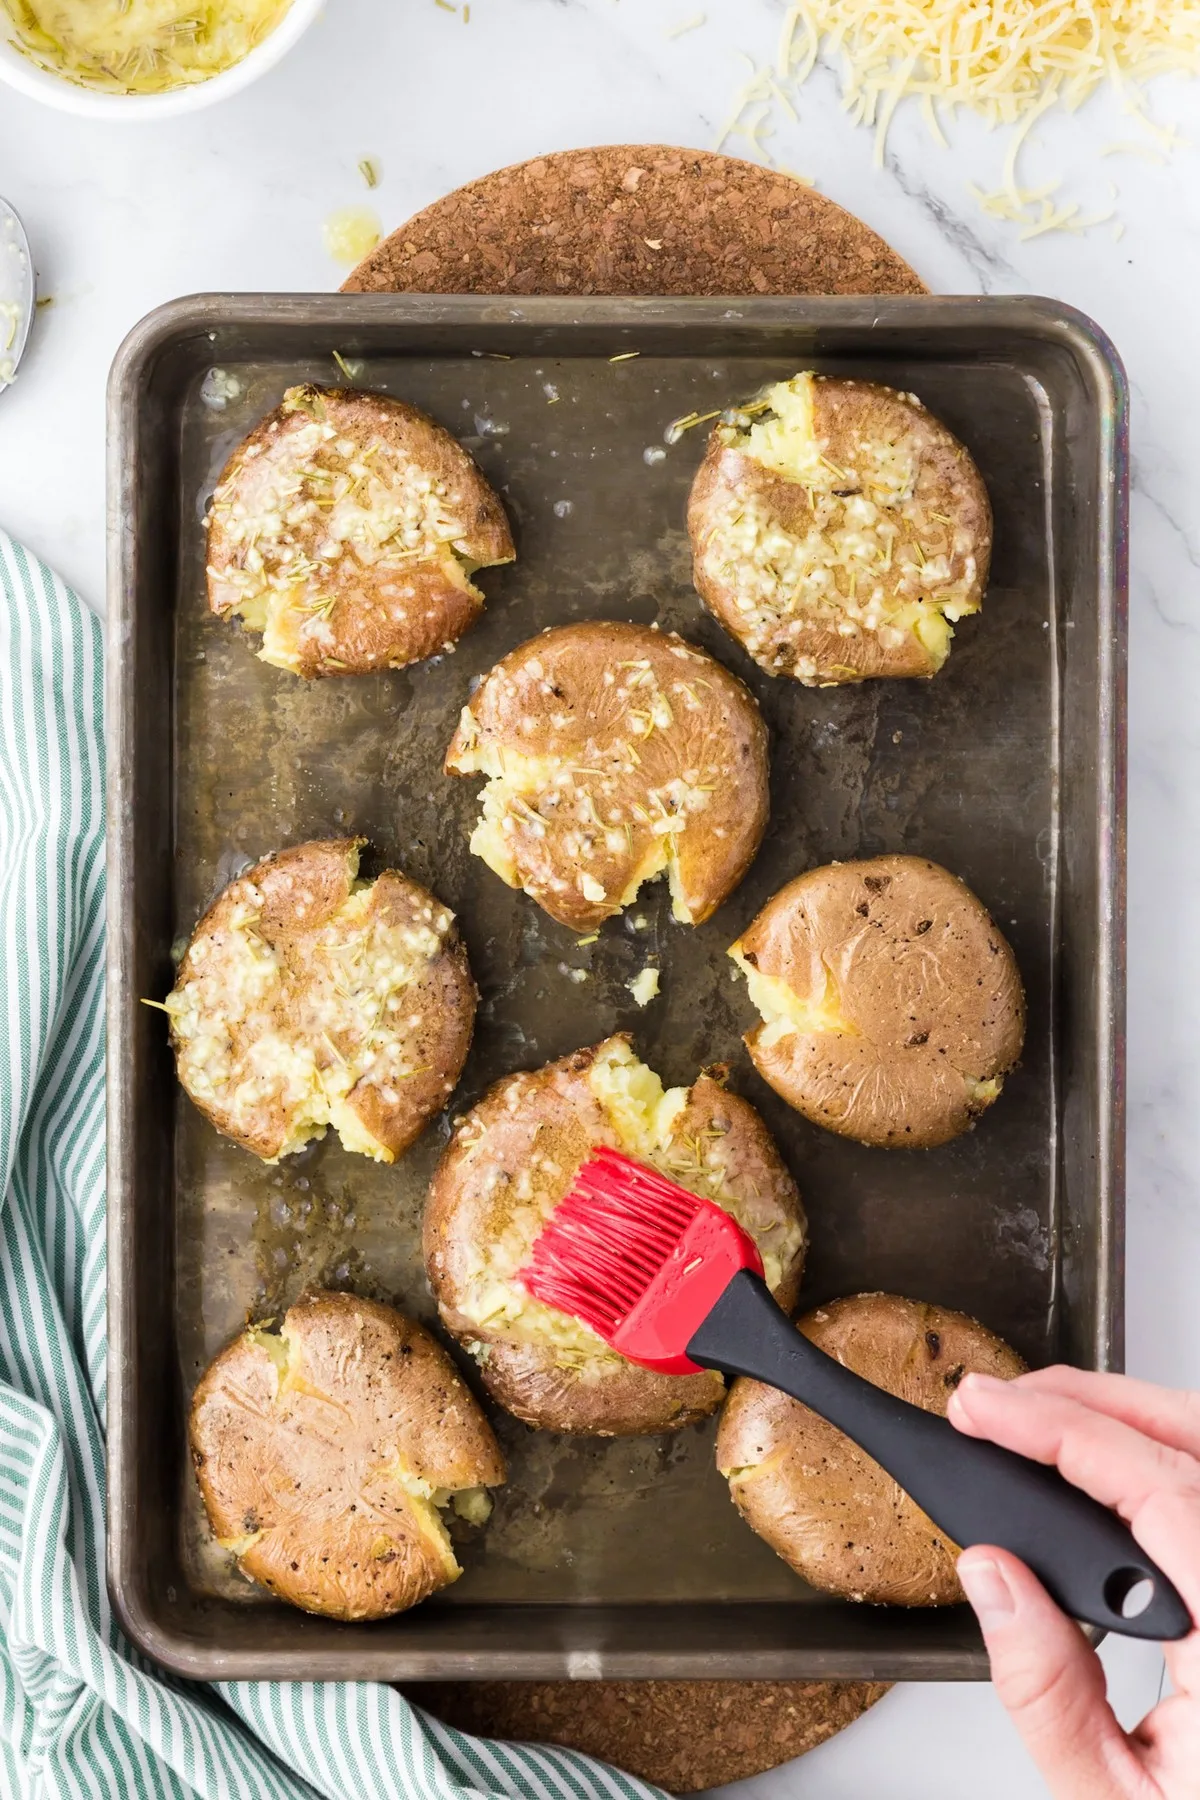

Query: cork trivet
[[410, 1679, 891, 1793], [341, 144, 925, 298], [368, 142, 913, 1788]]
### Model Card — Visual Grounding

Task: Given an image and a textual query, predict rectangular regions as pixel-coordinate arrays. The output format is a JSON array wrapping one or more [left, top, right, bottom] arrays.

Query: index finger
[[949, 1374, 1200, 1623], [1011, 1365, 1200, 1461]]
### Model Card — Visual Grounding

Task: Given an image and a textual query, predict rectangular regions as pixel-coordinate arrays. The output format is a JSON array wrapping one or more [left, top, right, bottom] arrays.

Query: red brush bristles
[[518, 1146, 764, 1375], [519, 1149, 702, 1333]]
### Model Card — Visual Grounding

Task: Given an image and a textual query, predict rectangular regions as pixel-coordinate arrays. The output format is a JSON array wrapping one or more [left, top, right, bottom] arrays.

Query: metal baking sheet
[[107, 294, 1127, 1682]]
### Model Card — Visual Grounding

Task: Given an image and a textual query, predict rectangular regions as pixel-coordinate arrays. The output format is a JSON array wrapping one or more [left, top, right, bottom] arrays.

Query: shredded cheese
[[719, 0, 1200, 237], [777, 1, 1200, 134], [714, 53, 805, 173]]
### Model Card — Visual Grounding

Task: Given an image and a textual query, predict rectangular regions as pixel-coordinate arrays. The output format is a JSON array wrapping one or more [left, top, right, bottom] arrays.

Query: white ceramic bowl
[[0, 0, 323, 119]]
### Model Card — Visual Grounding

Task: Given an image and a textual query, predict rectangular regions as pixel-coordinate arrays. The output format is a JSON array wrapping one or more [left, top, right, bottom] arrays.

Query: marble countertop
[[2, 1, 1197, 1792]]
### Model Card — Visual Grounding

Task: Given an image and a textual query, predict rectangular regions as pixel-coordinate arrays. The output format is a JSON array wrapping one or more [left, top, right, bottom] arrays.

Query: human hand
[[947, 1366, 1200, 1799]]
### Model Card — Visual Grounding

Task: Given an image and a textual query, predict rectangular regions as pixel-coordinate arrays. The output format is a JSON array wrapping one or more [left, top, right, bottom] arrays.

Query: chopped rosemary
[[664, 406, 722, 445], [719, 397, 772, 428], [301, 594, 337, 619]]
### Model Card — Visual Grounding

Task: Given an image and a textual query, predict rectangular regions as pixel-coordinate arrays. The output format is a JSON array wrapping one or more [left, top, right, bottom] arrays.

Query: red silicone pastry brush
[[519, 1146, 1190, 1642]]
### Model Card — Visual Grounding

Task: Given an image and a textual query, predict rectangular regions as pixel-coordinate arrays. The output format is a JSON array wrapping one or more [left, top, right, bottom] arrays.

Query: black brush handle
[[688, 1271, 1191, 1641]]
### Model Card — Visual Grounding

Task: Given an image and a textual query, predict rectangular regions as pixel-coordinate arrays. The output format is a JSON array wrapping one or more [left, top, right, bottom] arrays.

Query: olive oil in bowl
[[1, 0, 295, 94]]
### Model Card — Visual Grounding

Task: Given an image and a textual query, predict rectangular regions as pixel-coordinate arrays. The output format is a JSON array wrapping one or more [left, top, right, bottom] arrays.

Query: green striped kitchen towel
[[0, 527, 663, 1800]]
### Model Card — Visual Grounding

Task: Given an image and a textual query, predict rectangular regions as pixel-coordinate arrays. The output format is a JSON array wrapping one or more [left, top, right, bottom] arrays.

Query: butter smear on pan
[[1, 0, 294, 94]]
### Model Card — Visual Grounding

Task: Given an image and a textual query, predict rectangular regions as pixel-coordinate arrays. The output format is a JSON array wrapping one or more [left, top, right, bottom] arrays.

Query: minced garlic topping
[[454, 1040, 805, 1362], [207, 386, 481, 675], [698, 373, 979, 680], [166, 860, 453, 1162]]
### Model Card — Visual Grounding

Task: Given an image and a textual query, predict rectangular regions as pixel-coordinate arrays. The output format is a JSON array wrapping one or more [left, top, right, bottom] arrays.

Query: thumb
[[957, 1547, 1140, 1800]]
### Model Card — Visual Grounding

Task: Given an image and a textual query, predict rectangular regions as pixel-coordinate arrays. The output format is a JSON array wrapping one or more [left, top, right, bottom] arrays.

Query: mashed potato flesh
[[628, 966, 661, 1007], [968, 1075, 1002, 1104], [730, 948, 855, 1047], [739, 374, 825, 484]]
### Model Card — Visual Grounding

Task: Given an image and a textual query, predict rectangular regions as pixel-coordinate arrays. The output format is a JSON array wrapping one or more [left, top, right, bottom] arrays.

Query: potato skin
[[424, 1038, 806, 1436], [689, 377, 991, 685], [207, 385, 514, 678], [445, 621, 769, 932], [716, 1293, 1025, 1605], [168, 838, 476, 1161], [733, 854, 1024, 1149], [189, 1291, 505, 1621]]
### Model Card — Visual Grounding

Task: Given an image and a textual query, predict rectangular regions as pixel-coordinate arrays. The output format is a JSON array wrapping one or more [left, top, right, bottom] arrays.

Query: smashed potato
[[445, 621, 769, 932], [424, 1035, 806, 1436], [689, 374, 990, 685], [163, 838, 475, 1162], [730, 855, 1024, 1149], [717, 1293, 1024, 1605], [207, 385, 514, 677], [190, 1291, 505, 1620]]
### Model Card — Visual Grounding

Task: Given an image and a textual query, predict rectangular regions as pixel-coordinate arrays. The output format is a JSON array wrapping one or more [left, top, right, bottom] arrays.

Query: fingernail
[[958, 1373, 1009, 1395], [952, 1372, 1009, 1415], [958, 1556, 1018, 1629]]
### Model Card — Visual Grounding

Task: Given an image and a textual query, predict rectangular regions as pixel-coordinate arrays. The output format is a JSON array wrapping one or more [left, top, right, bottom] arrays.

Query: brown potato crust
[[424, 1036, 806, 1436], [716, 1293, 1025, 1605], [189, 1290, 505, 1621], [731, 854, 1024, 1149], [445, 621, 769, 932], [165, 839, 476, 1162], [207, 384, 514, 677], [689, 375, 991, 686]]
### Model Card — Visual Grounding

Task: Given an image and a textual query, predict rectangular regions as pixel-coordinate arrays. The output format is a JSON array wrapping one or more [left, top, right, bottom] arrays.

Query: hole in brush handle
[[689, 1272, 1193, 1642], [1106, 1569, 1156, 1621]]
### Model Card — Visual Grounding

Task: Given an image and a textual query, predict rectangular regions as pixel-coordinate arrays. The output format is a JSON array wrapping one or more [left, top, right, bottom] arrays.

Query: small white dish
[[0, 196, 35, 393], [0, 0, 323, 120]]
